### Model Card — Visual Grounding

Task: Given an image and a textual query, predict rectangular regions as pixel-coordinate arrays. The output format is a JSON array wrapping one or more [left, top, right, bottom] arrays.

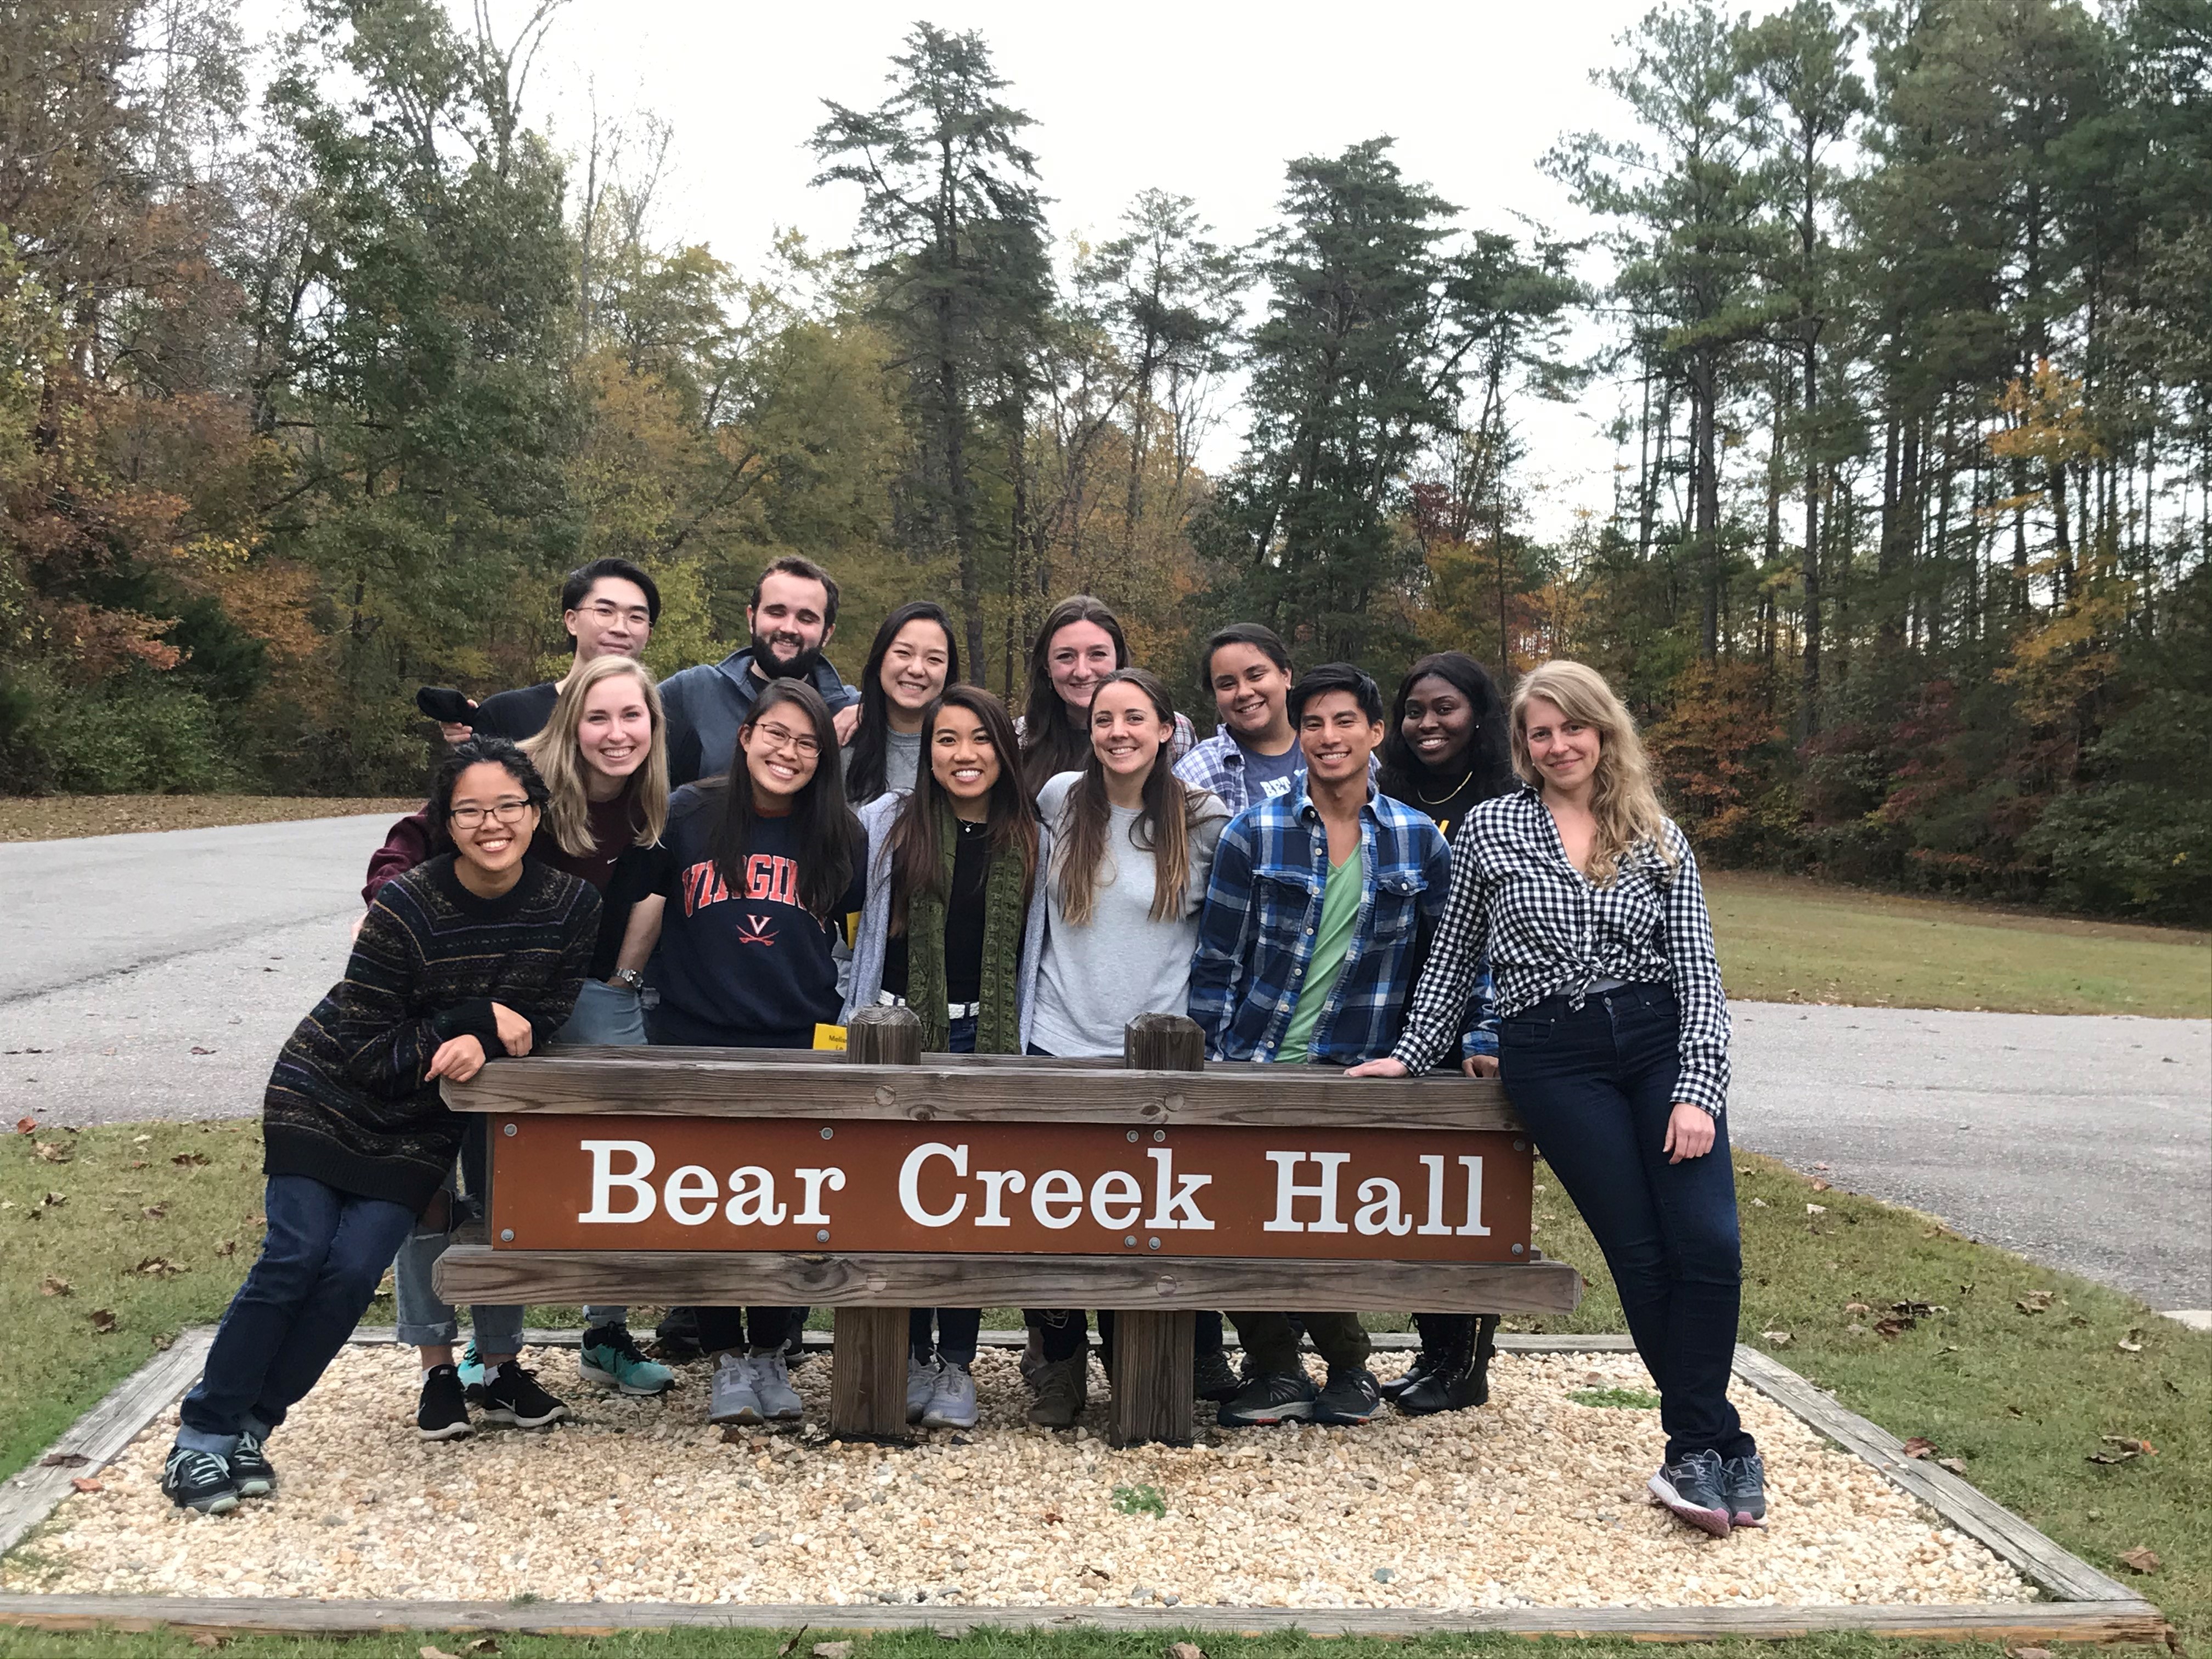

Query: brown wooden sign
[[487, 1116, 1533, 1262]]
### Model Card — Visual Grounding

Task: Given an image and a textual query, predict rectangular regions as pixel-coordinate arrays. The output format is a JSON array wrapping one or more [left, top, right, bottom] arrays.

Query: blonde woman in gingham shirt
[[1351, 660, 1763, 1539]]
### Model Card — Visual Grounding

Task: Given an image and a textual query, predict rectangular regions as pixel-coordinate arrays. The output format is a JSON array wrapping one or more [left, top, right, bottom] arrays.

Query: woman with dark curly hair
[[162, 737, 599, 1515]]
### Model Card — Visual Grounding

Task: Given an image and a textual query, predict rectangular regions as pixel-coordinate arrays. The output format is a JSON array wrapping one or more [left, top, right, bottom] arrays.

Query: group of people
[[166, 551, 1767, 1543]]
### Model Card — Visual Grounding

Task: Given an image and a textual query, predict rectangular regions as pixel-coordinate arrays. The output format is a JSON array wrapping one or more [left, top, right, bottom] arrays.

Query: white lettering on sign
[[974, 1168, 1027, 1227], [1455, 1154, 1489, 1237], [1263, 1151, 1351, 1233], [899, 1141, 968, 1227], [579, 1139, 657, 1223], [1088, 1168, 1143, 1229], [1030, 1169, 1083, 1229], [793, 1166, 844, 1224], [1355, 1176, 1411, 1237], [725, 1166, 788, 1226], [665, 1164, 718, 1225], [1144, 1147, 1214, 1230]]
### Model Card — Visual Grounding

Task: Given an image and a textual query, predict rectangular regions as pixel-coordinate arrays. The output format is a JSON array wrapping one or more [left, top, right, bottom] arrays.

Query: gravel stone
[[2, 1346, 2031, 1610]]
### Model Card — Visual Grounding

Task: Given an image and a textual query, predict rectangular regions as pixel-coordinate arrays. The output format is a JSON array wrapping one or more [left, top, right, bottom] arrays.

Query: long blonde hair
[[521, 655, 669, 857], [1509, 660, 1677, 885]]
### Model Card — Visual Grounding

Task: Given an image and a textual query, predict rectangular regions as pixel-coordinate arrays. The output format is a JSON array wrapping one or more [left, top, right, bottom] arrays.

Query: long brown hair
[[520, 656, 669, 857], [707, 679, 857, 918], [888, 685, 1039, 934], [1510, 660, 1678, 885], [1051, 668, 1204, 927], [1019, 594, 1130, 797]]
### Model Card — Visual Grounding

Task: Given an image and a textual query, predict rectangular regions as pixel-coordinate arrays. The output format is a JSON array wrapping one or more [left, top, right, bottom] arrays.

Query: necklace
[[1415, 769, 1474, 807]]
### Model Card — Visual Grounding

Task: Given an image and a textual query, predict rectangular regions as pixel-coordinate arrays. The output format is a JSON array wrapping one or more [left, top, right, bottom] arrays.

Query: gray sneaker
[[752, 1351, 804, 1421], [707, 1354, 764, 1425], [920, 1361, 979, 1430], [906, 1353, 939, 1423]]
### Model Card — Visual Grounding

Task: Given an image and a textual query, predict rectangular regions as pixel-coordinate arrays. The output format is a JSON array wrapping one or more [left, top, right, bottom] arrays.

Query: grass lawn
[[3, 1120, 2204, 1659], [0, 797, 419, 844], [1703, 871, 2211, 1019]]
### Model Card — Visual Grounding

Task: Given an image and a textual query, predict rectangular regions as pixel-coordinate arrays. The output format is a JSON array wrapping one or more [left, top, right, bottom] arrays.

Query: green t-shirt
[[1276, 845, 1364, 1064]]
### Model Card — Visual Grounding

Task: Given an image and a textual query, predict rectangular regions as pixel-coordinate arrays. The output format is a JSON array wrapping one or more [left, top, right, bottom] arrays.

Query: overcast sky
[[249, 0, 1802, 534]]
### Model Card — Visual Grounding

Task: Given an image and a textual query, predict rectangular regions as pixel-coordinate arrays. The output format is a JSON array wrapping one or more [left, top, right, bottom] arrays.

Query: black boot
[[1397, 1314, 1496, 1415]]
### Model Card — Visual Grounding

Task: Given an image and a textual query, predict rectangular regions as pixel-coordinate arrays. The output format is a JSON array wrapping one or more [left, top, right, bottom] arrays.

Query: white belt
[[877, 990, 981, 1019]]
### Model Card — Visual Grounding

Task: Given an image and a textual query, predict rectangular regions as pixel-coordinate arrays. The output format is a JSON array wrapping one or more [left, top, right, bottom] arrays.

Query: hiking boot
[[654, 1305, 704, 1364], [1026, 1356, 1087, 1428], [1217, 1370, 1318, 1427], [416, 1364, 472, 1441], [906, 1353, 939, 1424], [1019, 1324, 1047, 1385], [1723, 1453, 1768, 1528], [1379, 1350, 1432, 1402], [920, 1361, 979, 1430], [477, 1361, 569, 1429], [707, 1354, 764, 1425], [1313, 1364, 1384, 1425], [161, 1446, 238, 1515], [1192, 1346, 1241, 1403], [580, 1323, 674, 1396], [1649, 1449, 1733, 1538], [751, 1351, 804, 1421], [1397, 1314, 1495, 1416], [229, 1432, 276, 1498]]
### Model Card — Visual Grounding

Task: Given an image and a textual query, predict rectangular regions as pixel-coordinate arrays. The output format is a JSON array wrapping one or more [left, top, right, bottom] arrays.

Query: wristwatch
[[609, 968, 645, 991]]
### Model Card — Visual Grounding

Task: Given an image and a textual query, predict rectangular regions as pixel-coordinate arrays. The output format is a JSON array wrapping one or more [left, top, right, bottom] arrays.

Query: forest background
[[2, 0, 2207, 923]]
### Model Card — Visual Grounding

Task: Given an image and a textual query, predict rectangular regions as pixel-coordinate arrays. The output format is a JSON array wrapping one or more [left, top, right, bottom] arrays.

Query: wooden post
[[1110, 1013, 1203, 1447], [831, 1006, 921, 1442]]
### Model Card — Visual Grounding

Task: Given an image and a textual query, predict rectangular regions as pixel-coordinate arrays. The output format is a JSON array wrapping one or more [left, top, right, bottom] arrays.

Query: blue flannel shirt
[[1187, 782, 1456, 1064], [1175, 731, 1380, 820]]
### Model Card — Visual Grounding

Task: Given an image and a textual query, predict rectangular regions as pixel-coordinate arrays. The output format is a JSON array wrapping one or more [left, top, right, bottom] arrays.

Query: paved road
[[3, 816, 2207, 1308]]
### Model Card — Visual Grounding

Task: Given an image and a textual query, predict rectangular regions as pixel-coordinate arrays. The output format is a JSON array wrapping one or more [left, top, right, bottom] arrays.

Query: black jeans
[[1501, 983, 1754, 1464], [696, 1305, 803, 1355]]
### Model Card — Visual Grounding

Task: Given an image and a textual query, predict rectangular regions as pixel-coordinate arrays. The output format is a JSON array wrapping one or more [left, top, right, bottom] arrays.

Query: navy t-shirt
[[1239, 738, 1304, 803], [655, 785, 865, 1044]]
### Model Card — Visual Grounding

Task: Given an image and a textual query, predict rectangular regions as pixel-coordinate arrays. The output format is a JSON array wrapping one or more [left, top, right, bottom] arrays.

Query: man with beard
[[660, 556, 862, 786]]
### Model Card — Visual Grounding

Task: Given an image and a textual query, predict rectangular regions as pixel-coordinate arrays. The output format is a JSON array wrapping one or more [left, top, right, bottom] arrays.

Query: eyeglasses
[[753, 721, 820, 758], [582, 601, 652, 628], [449, 799, 533, 829]]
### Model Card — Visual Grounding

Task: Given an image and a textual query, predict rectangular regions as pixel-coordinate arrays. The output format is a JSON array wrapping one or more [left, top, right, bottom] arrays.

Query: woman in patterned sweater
[[1351, 660, 1762, 1539], [161, 738, 599, 1515]]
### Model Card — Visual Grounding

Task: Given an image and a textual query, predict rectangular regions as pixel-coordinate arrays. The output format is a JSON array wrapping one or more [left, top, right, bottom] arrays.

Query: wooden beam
[[1108, 1015, 1205, 1448], [435, 1245, 1582, 1313], [448, 1054, 1519, 1132], [0, 1594, 2165, 1642], [825, 1007, 922, 1442], [1730, 1343, 2148, 1605]]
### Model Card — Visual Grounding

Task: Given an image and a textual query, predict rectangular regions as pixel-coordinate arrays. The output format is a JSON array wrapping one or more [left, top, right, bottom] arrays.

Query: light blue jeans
[[393, 980, 647, 1348]]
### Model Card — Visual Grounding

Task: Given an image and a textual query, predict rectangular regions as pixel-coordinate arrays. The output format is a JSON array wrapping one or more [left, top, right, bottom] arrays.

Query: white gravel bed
[[6, 1346, 2030, 1611]]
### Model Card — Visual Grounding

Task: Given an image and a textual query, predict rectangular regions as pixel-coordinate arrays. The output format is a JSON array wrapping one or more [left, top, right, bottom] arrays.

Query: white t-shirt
[[1030, 771, 1229, 1058]]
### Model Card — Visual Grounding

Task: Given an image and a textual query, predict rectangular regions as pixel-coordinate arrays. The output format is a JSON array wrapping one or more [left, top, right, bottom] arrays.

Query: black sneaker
[[416, 1364, 473, 1441], [1649, 1449, 1733, 1537], [1313, 1364, 1384, 1425], [161, 1445, 238, 1515], [1217, 1370, 1318, 1426], [1192, 1346, 1242, 1403], [229, 1432, 276, 1498], [477, 1360, 570, 1429], [1723, 1453, 1768, 1528]]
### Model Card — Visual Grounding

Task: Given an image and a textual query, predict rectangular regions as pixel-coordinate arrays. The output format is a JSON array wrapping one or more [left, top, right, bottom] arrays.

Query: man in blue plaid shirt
[[1187, 662, 1453, 1430]]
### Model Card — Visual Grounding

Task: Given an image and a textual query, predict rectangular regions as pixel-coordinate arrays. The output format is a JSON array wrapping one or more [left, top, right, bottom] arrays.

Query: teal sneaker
[[579, 1323, 674, 1396], [456, 1340, 487, 1391]]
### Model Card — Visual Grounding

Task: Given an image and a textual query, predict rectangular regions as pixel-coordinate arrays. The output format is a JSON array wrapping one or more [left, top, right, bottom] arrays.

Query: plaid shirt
[[1175, 731, 1380, 820], [1188, 783, 1454, 1064], [1390, 785, 1733, 1113]]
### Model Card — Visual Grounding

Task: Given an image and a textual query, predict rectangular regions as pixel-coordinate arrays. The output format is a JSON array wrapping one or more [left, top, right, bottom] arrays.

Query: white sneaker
[[906, 1354, 939, 1424], [921, 1361, 979, 1430], [708, 1355, 763, 1425], [752, 1351, 804, 1421]]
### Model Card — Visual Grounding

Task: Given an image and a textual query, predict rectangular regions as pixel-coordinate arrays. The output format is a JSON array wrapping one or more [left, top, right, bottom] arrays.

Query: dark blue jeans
[[177, 1175, 415, 1454], [1501, 984, 1755, 1465]]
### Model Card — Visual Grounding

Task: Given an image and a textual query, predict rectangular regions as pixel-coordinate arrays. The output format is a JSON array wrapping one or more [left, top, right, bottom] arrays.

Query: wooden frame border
[[0, 1329, 2165, 1644]]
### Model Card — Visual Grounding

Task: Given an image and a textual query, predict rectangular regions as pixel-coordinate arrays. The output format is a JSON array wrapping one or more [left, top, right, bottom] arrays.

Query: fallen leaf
[[1844, 1301, 1872, 1315], [69, 1477, 101, 1493], [32, 1141, 71, 1163], [88, 1310, 117, 1334], [1805, 1203, 1827, 1215], [142, 1203, 167, 1220], [2087, 1436, 2153, 1465], [1042, 1508, 1064, 1523], [2117, 1330, 2143, 1353], [14, 1117, 36, 1134], [812, 1644, 853, 1659], [189, 1046, 215, 1056], [1938, 1457, 1968, 1475], [216, 1239, 236, 1257], [172, 1152, 210, 1167], [39, 1453, 89, 1469], [190, 1637, 228, 1651], [134, 1257, 184, 1278], [132, 1134, 150, 1144], [773, 1626, 811, 1658], [1810, 1178, 1831, 1192], [421, 1646, 460, 1659], [1874, 1316, 1914, 1338], [2117, 1547, 2161, 1575], [1901, 1437, 1937, 1459], [39, 1276, 71, 1297], [1168, 1646, 1207, 1659], [2017, 1290, 2055, 1313], [1750, 1197, 1768, 1207], [1760, 1330, 1792, 1346], [1892, 1300, 1945, 1317]]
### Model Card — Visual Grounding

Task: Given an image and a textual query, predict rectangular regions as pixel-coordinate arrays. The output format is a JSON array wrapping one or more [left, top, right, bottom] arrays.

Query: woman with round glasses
[[652, 679, 866, 1429]]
